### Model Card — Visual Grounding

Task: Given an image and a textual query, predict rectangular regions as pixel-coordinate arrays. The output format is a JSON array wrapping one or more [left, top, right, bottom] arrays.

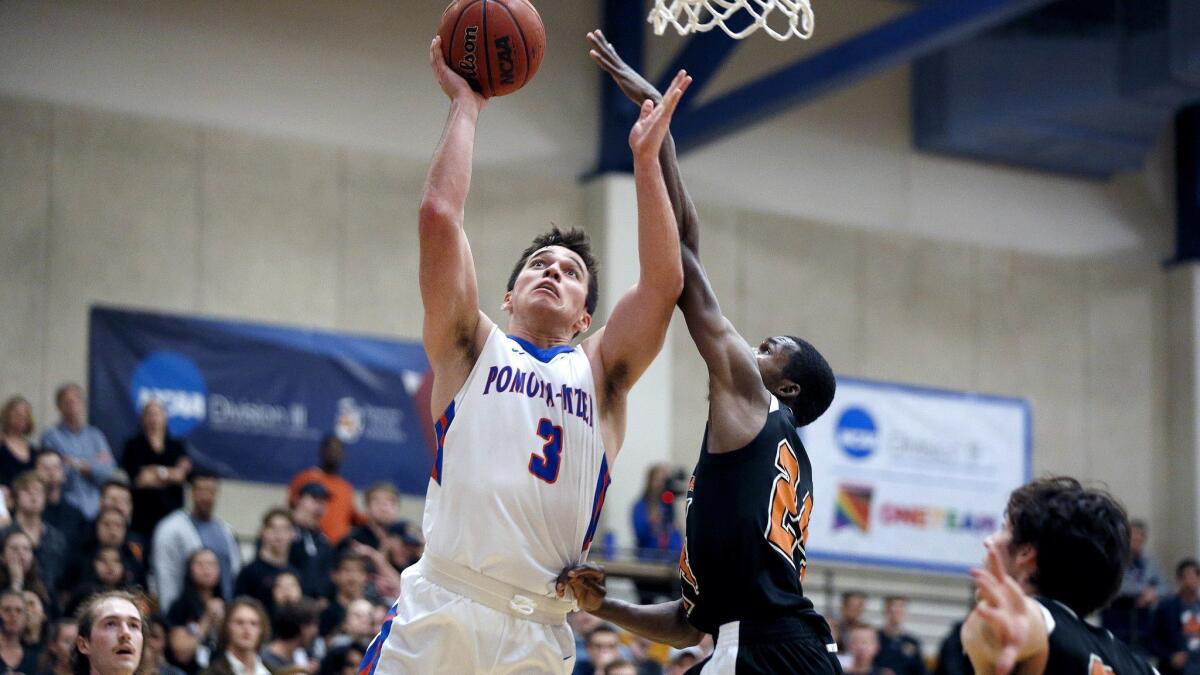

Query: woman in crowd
[[73, 506, 147, 590], [166, 548, 225, 675], [65, 546, 130, 617], [146, 613, 187, 675], [0, 397, 37, 490], [0, 530, 49, 606], [122, 400, 192, 542], [20, 589, 46, 651], [201, 597, 271, 675], [267, 571, 303, 620], [34, 618, 76, 675]]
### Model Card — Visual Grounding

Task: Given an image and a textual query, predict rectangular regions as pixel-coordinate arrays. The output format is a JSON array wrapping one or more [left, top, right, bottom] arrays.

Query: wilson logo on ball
[[438, 0, 545, 98]]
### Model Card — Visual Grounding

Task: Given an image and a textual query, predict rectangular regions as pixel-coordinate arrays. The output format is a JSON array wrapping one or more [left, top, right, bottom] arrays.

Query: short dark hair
[[271, 600, 318, 641], [841, 590, 865, 603], [506, 226, 600, 317], [261, 507, 293, 530], [188, 468, 219, 485], [1177, 558, 1200, 579], [54, 383, 82, 406], [101, 478, 131, 496], [334, 551, 368, 572], [1006, 477, 1130, 617], [585, 622, 619, 646], [780, 336, 835, 427]]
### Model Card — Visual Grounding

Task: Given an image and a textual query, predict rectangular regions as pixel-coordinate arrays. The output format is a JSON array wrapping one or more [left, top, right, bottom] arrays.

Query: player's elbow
[[418, 196, 461, 234], [667, 627, 704, 649]]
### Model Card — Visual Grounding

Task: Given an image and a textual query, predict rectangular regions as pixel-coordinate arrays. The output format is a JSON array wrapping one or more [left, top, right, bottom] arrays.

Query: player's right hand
[[587, 30, 661, 106], [556, 562, 608, 613], [430, 36, 487, 109], [969, 540, 1032, 675]]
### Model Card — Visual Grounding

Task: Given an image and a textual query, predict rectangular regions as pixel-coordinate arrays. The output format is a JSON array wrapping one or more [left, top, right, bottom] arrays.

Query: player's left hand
[[969, 539, 1031, 675], [556, 562, 607, 612], [587, 30, 661, 106], [628, 69, 691, 159]]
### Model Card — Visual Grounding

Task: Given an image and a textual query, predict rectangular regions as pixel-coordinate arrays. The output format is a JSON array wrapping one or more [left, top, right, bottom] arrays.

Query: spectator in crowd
[[269, 573, 304, 619], [100, 479, 135, 524], [35, 618, 77, 675], [153, 472, 240, 609], [288, 483, 335, 600], [380, 522, 422, 575], [79, 506, 148, 590], [201, 597, 271, 675], [837, 591, 868, 650], [345, 483, 400, 551], [260, 600, 320, 672], [71, 591, 147, 675], [318, 640, 366, 675], [22, 589, 46, 650], [1152, 558, 1200, 675], [664, 647, 701, 675], [122, 400, 192, 542], [605, 660, 638, 675], [876, 596, 927, 675], [166, 549, 226, 675], [932, 620, 972, 675], [0, 588, 38, 674], [4, 470, 67, 594], [324, 598, 375, 651], [1102, 518, 1166, 653], [0, 530, 48, 605], [39, 383, 117, 520], [288, 435, 362, 546], [630, 464, 683, 604], [626, 634, 664, 675], [65, 546, 130, 618], [98, 479, 150, 581], [346, 538, 402, 603], [0, 396, 37, 490], [574, 624, 623, 675], [318, 553, 368, 637], [846, 623, 894, 675], [35, 449, 87, 544], [146, 613, 187, 675], [234, 508, 299, 610]]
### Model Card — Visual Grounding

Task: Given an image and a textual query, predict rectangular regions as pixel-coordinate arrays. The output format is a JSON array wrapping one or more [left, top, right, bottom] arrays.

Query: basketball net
[[648, 0, 815, 41]]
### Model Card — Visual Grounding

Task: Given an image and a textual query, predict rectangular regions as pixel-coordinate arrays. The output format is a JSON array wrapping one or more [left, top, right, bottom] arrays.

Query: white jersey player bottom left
[[359, 557, 577, 675]]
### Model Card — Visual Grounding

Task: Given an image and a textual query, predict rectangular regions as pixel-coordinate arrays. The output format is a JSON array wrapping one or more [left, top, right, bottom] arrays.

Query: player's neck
[[506, 322, 573, 349]]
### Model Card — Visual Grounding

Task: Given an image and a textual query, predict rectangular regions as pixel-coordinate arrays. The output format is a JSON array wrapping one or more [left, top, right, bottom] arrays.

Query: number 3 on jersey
[[765, 439, 813, 581], [529, 418, 563, 483]]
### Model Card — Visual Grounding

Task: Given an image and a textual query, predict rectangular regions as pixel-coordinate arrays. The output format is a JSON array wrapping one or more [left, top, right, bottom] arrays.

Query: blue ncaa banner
[[88, 306, 434, 495]]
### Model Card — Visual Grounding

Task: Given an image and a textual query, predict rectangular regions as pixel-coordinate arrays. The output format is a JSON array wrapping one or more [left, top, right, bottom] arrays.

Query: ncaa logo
[[130, 351, 207, 437], [835, 407, 878, 460]]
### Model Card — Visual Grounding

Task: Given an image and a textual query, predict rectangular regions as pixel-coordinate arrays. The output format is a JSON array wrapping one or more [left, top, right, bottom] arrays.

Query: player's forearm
[[658, 133, 700, 255], [632, 153, 684, 301], [419, 99, 482, 230], [589, 598, 703, 649]]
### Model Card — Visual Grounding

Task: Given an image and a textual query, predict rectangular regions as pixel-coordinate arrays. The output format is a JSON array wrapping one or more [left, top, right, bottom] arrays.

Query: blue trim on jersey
[[582, 455, 611, 552], [357, 602, 398, 675], [507, 335, 576, 363], [432, 401, 455, 485]]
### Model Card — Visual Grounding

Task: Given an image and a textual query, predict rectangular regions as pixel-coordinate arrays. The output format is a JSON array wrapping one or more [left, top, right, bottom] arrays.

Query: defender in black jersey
[[556, 31, 841, 675], [963, 477, 1159, 675]]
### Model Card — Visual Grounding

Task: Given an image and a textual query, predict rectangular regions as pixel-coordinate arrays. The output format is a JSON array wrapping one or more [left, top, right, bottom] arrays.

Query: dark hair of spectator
[[841, 590, 866, 603], [0, 530, 49, 604], [334, 551, 368, 572], [1130, 519, 1147, 533], [12, 470, 43, 496], [100, 478, 131, 496], [1177, 558, 1200, 579], [604, 660, 635, 675], [261, 507, 294, 529], [168, 549, 222, 626], [188, 468, 219, 485], [54, 383, 82, 407], [37, 618, 76, 675], [884, 595, 908, 605], [271, 600, 319, 641], [1006, 476, 1130, 617], [0, 396, 34, 436], [364, 482, 399, 502], [71, 590, 150, 675], [585, 622, 619, 645], [215, 597, 271, 656], [506, 226, 600, 317]]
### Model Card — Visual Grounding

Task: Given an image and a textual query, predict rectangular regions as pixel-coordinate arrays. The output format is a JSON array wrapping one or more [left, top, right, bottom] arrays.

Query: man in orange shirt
[[287, 434, 364, 544]]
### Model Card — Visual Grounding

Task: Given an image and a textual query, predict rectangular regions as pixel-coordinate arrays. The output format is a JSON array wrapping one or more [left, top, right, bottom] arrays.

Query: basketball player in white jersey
[[357, 38, 691, 675]]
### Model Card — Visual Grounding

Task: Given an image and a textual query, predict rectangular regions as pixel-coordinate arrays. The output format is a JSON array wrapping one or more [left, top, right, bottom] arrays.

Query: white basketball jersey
[[422, 326, 611, 597]]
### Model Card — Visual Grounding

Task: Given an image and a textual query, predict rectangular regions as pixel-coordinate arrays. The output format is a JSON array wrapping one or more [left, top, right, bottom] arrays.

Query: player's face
[[79, 598, 143, 675], [755, 336, 798, 394], [506, 246, 591, 332]]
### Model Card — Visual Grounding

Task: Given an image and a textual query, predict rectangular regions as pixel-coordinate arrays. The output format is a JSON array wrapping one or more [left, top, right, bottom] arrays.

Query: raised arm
[[961, 541, 1049, 675], [587, 32, 766, 410], [557, 564, 704, 648], [585, 70, 690, 396], [419, 37, 492, 411]]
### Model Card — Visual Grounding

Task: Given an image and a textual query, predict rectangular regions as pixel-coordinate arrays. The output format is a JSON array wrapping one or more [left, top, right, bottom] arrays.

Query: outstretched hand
[[628, 69, 691, 158], [429, 35, 487, 110], [556, 562, 608, 613], [588, 30, 661, 105], [969, 540, 1032, 675]]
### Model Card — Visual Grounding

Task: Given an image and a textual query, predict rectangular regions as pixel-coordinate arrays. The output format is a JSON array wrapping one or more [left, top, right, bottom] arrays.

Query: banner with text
[[800, 378, 1031, 575], [88, 306, 434, 495]]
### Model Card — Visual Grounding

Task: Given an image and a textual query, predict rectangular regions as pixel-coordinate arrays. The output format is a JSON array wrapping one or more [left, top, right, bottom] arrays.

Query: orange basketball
[[437, 0, 546, 98]]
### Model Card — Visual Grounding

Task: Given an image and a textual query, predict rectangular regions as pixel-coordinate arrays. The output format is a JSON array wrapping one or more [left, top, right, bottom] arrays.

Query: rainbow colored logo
[[833, 483, 873, 532]]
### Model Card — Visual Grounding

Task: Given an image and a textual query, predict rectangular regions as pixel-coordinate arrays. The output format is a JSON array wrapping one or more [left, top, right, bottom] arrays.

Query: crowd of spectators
[[0, 384, 425, 675]]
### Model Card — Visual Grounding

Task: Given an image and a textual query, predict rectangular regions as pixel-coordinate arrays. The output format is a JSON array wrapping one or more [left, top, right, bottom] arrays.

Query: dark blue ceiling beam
[[1174, 105, 1200, 263], [595, 0, 648, 175]]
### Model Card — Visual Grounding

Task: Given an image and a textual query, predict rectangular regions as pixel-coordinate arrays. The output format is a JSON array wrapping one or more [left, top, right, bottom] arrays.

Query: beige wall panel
[[199, 130, 340, 327], [859, 234, 977, 389], [339, 150, 426, 340], [46, 106, 201, 410], [739, 214, 863, 378], [0, 97, 51, 413], [974, 253, 1089, 478]]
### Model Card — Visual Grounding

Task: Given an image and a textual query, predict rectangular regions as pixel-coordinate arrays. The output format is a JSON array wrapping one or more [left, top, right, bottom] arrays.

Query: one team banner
[[800, 378, 1031, 575], [88, 306, 434, 495]]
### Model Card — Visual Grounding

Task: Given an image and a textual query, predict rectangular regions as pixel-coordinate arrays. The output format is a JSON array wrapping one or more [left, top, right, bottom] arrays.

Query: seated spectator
[[4, 470, 68, 594], [1152, 558, 1200, 675], [0, 396, 37, 490], [605, 660, 638, 675], [201, 597, 271, 675], [382, 522, 423, 575], [153, 472, 240, 610], [35, 618, 76, 675], [287, 435, 363, 546], [71, 591, 148, 675], [1103, 519, 1166, 654], [933, 620, 972, 675], [0, 530, 49, 606], [876, 596, 926, 675], [346, 539, 401, 602], [318, 552, 369, 636], [0, 588, 38, 674], [836, 590, 868, 650], [146, 613, 187, 675], [288, 483, 335, 600], [269, 572, 304, 618], [664, 647, 702, 675], [123, 400, 192, 542], [35, 449, 87, 544], [100, 478, 135, 524], [626, 634, 664, 675], [318, 641, 367, 675], [345, 482, 400, 551], [21, 589, 47, 651], [99, 480, 150, 579], [72, 507, 148, 592], [325, 598, 375, 651], [631, 465, 683, 605], [574, 623, 623, 675], [846, 623, 894, 675], [39, 383, 117, 520], [261, 600, 320, 672], [234, 508, 299, 610], [167, 549, 225, 635], [65, 546, 131, 618]]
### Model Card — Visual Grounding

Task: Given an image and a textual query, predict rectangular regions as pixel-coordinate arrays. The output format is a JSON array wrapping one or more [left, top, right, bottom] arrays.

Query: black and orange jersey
[[678, 397, 820, 635], [1037, 597, 1159, 675]]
